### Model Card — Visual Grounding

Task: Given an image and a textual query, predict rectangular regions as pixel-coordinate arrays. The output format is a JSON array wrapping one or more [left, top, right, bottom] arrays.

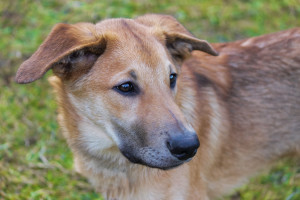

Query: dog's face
[[16, 14, 217, 169]]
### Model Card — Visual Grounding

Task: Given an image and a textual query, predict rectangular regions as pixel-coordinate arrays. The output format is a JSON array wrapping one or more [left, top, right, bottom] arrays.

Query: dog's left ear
[[135, 14, 218, 62]]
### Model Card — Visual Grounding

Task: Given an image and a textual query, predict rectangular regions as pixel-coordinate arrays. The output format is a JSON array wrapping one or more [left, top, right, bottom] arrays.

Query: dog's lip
[[159, 157, 193, 170], [139, 159, 184, 170], [121, 150, 186, 170], [130, 156, 189, 170], [159, 162, 184, 170], [122, 151, 142, 164]]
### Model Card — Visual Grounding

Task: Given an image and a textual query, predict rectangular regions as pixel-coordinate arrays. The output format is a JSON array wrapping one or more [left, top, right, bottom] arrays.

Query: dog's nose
[[166, 133, 200, 161]]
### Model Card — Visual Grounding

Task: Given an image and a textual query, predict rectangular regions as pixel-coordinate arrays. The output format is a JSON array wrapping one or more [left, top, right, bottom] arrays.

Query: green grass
[[0, 0, 299, 199]]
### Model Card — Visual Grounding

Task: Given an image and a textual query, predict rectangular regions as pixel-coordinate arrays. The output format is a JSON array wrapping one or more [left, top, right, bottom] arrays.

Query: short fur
[[16, 14, 300, 200]]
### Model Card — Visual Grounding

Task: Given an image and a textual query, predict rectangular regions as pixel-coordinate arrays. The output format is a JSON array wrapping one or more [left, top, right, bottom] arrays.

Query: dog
[[16, 14, 300, 200]]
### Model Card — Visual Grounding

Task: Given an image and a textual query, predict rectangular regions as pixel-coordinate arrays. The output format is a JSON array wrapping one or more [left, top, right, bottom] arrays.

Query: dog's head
[[16, 14, 218, 170]]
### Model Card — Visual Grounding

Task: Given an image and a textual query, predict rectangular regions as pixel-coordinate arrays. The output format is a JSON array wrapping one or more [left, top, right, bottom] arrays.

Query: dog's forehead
[[93, 18, 172, 73], [95, 18, 166, 54], [95, 18, 154, 37]]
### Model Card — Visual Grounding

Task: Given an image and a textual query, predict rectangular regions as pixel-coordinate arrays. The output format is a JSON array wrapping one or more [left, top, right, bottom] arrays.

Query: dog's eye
[[170, 73, 177, 88], [115, 82, 135, 95]]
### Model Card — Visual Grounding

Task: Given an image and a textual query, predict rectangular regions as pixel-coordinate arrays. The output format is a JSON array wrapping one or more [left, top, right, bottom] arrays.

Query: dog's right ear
[[15, 23, 106, 84], [135, 14, 218, 63]]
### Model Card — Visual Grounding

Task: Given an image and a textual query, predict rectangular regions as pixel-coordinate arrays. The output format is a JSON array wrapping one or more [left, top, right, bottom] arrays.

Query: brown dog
[[16, 14, 300, 200]]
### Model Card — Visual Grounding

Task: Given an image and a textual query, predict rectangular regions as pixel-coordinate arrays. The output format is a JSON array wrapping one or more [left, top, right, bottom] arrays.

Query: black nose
[[166, 133, 200, 161]]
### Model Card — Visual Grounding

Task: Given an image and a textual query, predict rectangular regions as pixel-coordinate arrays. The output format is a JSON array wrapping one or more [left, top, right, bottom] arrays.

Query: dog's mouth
[[143, 160, 185, 170], [120, 146, 197, 170]]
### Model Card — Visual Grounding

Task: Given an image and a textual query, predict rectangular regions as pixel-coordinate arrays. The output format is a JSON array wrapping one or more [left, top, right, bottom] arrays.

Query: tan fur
[[16, 14, 300, 200]]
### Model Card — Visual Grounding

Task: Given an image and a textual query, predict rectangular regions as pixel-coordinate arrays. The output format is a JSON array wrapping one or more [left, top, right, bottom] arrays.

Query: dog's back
[[216, 28, 300, 156], [228, 28, 300, 157], [182, 28, 300, 197]]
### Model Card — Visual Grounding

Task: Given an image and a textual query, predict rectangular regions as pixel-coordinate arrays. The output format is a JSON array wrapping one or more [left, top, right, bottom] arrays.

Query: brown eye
[[170, 73, 177, 88], [117, 82, 134, 93], [114, 81, 139, 96]]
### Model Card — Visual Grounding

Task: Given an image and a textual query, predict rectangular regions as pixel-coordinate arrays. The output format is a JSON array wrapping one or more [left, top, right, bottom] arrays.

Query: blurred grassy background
[[0, 0, 299, 199]]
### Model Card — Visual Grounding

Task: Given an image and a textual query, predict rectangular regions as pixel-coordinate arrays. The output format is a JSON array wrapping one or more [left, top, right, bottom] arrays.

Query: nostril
[[170, 146, 198, 161], [191, 148, 197, 157], [166, 141, 172, 150]]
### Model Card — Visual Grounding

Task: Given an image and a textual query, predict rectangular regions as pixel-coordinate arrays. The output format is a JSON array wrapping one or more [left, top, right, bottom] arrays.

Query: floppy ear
[[135, 14, 218, 62], [15, 23, 105, 84], [165, 32, 218, 62]]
